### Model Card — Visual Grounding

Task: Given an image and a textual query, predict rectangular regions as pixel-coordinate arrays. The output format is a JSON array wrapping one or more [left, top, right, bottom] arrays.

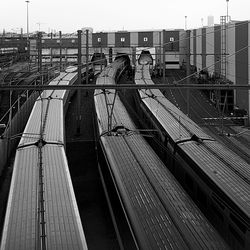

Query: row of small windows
[[98, 37, 147, 42], [41, 37, 174, 44], [41, 39, 76, 43], [97, 37, 175, 42], [98, 37, 128, 42]]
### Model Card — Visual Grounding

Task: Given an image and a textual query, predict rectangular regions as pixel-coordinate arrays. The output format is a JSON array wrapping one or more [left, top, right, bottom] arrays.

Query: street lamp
[[185, 16, 187, 30]]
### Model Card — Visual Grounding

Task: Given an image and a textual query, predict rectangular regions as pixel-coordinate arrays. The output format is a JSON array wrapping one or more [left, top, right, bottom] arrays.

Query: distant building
[[207, 15, 214, 27]]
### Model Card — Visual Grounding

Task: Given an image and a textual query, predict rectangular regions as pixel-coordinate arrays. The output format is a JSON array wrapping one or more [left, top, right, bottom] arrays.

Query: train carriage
[[0, 69, 88, 250], [94, 58, 228, 249], [134, 54, 250, 249]]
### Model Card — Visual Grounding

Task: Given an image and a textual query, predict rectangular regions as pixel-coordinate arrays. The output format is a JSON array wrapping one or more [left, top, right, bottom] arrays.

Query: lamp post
[[185, 16, 187, 30], [25, 0, 30, 66]]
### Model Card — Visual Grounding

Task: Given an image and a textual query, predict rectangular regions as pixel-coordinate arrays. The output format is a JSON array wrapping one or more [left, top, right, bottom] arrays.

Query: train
[[94, 58, 228, 249], [0, 69, 88, 250], [134, 52, 250, 250]]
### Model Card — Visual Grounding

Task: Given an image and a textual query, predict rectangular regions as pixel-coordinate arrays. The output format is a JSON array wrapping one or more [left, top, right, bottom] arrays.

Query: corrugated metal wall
[[214, 25, 221, 76], [202, 28, 206, 69], [206, 26, 214, 74], [235, 21, 249, 111], [196, 28, 202, 71], [189, 21, 250, 120]]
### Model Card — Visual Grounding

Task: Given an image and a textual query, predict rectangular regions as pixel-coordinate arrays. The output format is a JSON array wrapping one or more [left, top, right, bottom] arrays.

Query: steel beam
[[0, 84, 249, 91]]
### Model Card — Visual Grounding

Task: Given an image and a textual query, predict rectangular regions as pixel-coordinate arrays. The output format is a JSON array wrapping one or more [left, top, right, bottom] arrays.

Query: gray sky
[[1, 0, 249, 33]]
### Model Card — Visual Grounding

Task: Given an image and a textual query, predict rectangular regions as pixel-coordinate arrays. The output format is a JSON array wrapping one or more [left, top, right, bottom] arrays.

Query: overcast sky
[[1, 0, 250, 33]]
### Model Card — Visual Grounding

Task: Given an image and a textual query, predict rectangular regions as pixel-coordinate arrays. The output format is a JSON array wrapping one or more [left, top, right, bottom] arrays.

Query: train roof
[[0, 145, 87, 250], [94, 62, 228, 249], [19, 99, 64, 146]]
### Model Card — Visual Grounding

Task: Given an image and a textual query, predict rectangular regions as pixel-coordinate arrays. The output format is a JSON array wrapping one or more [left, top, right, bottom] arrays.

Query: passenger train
[[0, 68, 88, 250], [134, 52, 250, 250], [94, 58, 228, 249]]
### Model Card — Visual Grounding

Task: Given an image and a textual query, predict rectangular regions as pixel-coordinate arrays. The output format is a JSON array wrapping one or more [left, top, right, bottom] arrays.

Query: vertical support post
[[226, 0, 229, 23], [37, 32, 42, 84], [162, 30, 166, 83], [159, 31, 162, 76], [65, 48, 68, 66], [220, 91, 228, 135], [7, 79, 13, 159], [76, 30, 82, 134], [109, 47, 113, 63], [100, 43, 103, 72], [86, 29, 89, 84], [186, 30, 191, 116], [18, 95, 20, 111], [59, 31, 62, 71], [25, 1, 30, 68], [50, 32, 53, 66]]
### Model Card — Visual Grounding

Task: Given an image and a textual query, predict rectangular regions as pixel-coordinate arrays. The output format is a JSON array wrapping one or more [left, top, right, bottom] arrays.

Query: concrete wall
[[107, 33, 115, 46], [153, 31, 160, 46], [130, 32, 138, 47]]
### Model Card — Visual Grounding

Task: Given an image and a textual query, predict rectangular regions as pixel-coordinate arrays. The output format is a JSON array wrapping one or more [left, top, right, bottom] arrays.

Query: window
[[121, 37, 125, 42], [56, 40, 60, 43], [170, 37, 174, 42], [144, 37, 148, 42], [97, 37, 101, 43]]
